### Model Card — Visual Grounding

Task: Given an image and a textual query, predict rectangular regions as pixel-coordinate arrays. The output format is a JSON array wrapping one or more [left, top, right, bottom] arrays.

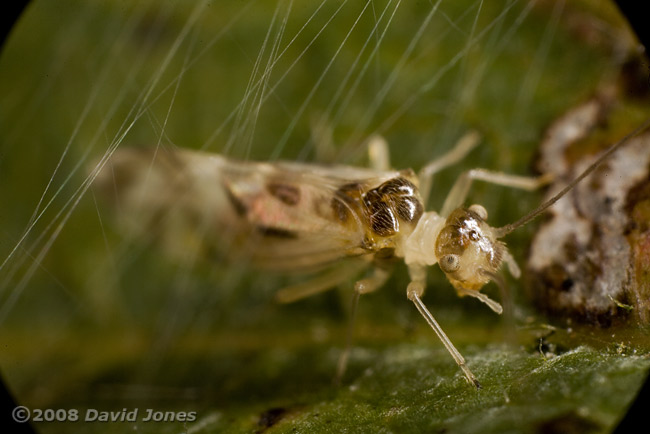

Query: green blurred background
[[1, 1, 649, 432]]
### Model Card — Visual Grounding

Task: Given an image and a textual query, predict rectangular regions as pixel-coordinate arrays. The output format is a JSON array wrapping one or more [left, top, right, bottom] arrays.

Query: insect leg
[[335, 267, 391, 383], [440, 169, 553, 217], [274, 262, 366, 304], [418, 131, 481, 205], [407, 265, 480, 388], [367, 135, 391, 171]]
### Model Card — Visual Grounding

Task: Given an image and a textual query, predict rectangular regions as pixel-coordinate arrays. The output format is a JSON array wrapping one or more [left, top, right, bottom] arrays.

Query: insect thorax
[[332, 174, 424, 254]]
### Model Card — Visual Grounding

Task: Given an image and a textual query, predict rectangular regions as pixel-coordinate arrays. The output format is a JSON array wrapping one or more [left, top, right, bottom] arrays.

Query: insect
[[93, 120, 650, 389]]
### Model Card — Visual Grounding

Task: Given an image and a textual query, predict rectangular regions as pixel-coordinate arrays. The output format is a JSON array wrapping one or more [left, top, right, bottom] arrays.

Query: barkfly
[[93, 120, 650, 389]]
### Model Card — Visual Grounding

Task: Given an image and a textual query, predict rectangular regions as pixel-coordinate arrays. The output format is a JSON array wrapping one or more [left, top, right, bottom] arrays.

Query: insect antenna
[[494, 118, 650, 238]]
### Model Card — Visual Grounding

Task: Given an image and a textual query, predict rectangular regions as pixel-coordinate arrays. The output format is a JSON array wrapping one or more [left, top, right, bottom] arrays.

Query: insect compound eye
[[468, 204, 488, 221], [440, 254, 461, 273]]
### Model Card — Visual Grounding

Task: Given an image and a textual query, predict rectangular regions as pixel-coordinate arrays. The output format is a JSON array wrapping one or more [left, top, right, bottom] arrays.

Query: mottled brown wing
[[205, 152, 410, 270], [93, 146, 406, 271]]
